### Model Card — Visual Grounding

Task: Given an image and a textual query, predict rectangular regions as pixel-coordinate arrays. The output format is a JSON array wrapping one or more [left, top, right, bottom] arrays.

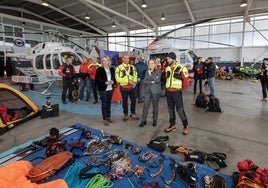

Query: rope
[[85, 174, 113, 188], [64, 162, 89, 188]]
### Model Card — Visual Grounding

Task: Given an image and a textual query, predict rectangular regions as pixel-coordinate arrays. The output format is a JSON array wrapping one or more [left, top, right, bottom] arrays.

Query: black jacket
[[95, 67, 116, 92], [204, 62, 216, 78]]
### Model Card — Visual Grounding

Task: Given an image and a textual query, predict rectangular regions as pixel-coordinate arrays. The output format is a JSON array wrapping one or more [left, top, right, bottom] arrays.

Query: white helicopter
[[7, 41, 90, 95]]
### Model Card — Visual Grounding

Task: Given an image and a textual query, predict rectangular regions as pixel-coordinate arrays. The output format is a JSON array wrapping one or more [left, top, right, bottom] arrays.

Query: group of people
[[59, 55, 101, 104], [193, 57, 216, 97], [59, 52, 190, 135]]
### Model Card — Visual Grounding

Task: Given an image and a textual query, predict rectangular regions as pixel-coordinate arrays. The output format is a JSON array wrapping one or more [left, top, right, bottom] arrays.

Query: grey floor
[[0, 78, 267, 175]]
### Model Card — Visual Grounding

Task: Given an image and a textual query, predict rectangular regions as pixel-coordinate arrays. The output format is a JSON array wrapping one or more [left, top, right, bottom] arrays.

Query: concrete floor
[[0, 78, 267, 175]]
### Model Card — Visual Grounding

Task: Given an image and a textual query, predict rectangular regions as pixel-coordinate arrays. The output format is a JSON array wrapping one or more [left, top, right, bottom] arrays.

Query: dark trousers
[[261, 79, 268, 98], [61, 79, 73, 102], [142, 92, 161, 122], [120, 87, 136, 115], [90, 80, 98, 102], [99, 90, 113, 120], [194, 78, 203, 94], [166, 90, 188, 127]]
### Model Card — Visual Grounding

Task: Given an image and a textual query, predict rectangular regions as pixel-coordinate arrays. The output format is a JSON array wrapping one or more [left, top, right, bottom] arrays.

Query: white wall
[[195, 46, 268, 62]]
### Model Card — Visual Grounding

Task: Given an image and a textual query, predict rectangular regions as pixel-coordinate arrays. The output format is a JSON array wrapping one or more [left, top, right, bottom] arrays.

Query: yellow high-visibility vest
[[165, 62, 188, 89], [115, 63, 137, 86]]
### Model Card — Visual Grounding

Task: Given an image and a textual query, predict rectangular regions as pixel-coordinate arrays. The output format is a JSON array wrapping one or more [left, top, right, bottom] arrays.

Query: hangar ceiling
[[0, 0, 267, 36]]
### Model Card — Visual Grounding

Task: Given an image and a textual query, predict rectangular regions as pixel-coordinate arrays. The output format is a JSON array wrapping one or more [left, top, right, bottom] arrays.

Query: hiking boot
[[165, 125, 176, 132], [182, 126, 189, 135], [139, 121, 146, 127], [107, 118, 113, 123], [123, 114, 129, 121], [103, 120, 109, 126], [130, 113, 139, 120]]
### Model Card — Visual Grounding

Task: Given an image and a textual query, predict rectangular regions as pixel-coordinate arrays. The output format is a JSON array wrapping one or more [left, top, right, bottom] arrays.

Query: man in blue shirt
[[134, 56, 148, 103]]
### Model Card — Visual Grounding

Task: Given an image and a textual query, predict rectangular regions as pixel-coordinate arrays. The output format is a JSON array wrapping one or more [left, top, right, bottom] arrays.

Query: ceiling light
[[141, 0, 147, 8], [240, 0, 248, 7], [161, 13, 166, 20], [41, 1, 49, 6], [112, 22, 116, 28], [85, 14, 90, 20]]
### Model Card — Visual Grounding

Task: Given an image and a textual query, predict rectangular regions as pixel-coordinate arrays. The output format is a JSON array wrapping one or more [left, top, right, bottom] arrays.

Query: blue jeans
[[207, 77, 215, 96], [99, 90, 113, 120], [79, 78, 91, 100]]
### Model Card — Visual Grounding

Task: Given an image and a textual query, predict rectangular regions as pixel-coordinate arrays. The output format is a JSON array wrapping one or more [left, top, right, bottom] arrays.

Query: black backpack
[[207, 96, 223, 112], [195, 93, 208, 108]]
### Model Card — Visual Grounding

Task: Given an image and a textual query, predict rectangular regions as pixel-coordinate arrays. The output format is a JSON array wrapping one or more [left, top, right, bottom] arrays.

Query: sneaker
[[103, 120, 109, 126], [86, 98, 89, 101], [153, 121, 157, 127], [182, 126, 189, 135], [130, 113, 139, 120], [62, 101, 67, 104], [123, 114, 129, 121], [93, 101, 98, 104], [165, 125, 177, 132]]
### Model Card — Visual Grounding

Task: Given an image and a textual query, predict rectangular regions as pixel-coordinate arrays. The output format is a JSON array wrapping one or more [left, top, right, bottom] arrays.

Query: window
[[45, 54, 51, 69], [60, 52, 82, 66], [52, 54, 60, 69], [4, 26, 13, 37], [35, 55, 44, 69], [14, 27, 23, 38]]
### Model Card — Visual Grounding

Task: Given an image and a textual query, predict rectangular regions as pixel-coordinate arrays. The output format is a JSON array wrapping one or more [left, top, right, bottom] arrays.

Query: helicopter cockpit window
[[60, 52, 82, 66], [52, 54, 60, 69], [45, 54, 51, 69], [35, 55, 44, 69]]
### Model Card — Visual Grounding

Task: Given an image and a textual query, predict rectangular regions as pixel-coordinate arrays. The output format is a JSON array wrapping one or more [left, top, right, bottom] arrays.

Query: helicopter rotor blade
[[166, 36, 236, 47], [161, 18, 213, 38]]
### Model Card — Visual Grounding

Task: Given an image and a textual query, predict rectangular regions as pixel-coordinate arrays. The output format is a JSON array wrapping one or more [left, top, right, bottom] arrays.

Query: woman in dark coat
[[95, 55, 116, 126]]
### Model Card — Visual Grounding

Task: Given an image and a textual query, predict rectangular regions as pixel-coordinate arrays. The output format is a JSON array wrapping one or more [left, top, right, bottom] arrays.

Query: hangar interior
[[0, 0, 268, 187]]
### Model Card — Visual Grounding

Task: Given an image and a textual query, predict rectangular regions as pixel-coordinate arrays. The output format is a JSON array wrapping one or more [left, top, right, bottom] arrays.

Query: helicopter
[[1, 30, 92, 95]]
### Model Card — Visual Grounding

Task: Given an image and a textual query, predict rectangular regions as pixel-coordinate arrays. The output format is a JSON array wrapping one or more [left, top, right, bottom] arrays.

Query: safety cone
[[3, 70, 7, 80]]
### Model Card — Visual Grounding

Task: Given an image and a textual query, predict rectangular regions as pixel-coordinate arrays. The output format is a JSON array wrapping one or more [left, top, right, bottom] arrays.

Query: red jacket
[[88, 63, 101, 80], [58, 64, 76, 79]]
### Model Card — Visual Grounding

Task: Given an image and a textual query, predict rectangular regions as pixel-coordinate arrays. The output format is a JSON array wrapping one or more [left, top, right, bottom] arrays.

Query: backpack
[[236, 159, 268, 188], [27, 151, 74, 183], [207, 96, 223, 112], [195, 93, 208, 108]]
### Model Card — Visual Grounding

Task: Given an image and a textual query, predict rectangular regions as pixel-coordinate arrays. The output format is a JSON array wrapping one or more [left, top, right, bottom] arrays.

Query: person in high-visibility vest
[[115, 54, 139, 121], [164, 52, 189, 135]]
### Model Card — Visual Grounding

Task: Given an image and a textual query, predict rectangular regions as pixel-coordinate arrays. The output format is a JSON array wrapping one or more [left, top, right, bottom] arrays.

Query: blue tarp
[[1, 123, 233, 188]]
